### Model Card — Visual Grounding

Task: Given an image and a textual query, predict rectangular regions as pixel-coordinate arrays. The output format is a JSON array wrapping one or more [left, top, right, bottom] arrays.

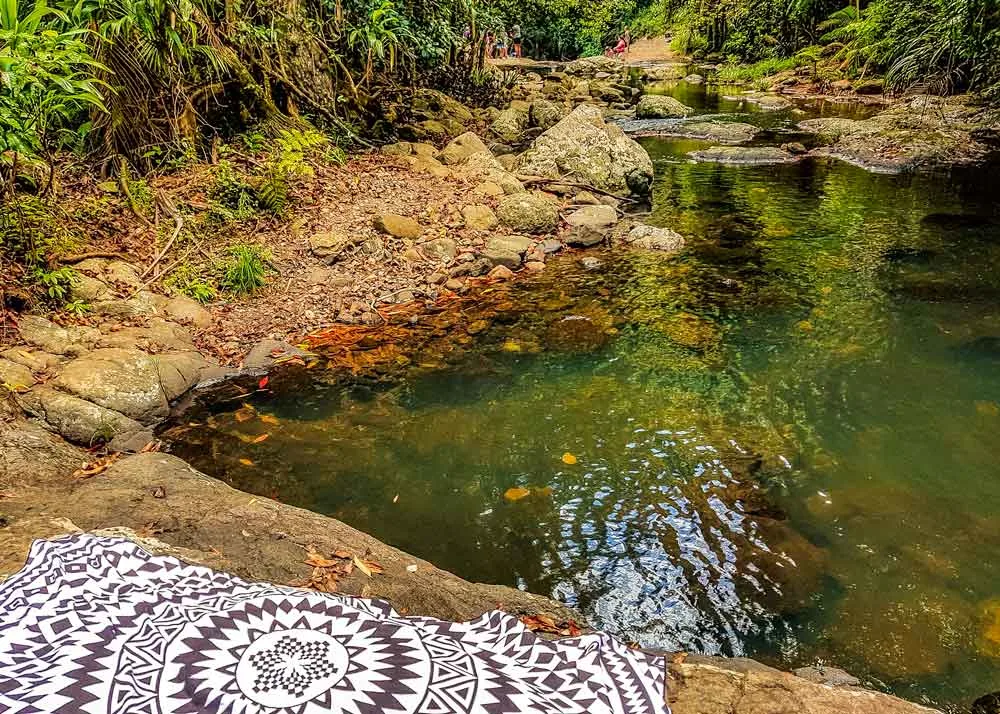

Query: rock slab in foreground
[[519, 104, 654, 196], [668, 655, 941, 714], [0, 450, 579, 625]]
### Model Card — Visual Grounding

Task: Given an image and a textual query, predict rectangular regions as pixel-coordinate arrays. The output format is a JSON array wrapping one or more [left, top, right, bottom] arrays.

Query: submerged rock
[[635, 94, 694, 119], [973, 692, 1000, 714], [624, 224, 685, 253], [624, 119, 761, 145], [689, 146, 800, 165], [518, 104, 654, 196], [743, 94, 792, 111]]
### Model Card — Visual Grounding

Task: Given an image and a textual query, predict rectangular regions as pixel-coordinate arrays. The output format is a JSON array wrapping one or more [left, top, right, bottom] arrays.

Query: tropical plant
[[0, 0, 107, 191], [347, 0, 415, 82], [220, 242, 269, 294]]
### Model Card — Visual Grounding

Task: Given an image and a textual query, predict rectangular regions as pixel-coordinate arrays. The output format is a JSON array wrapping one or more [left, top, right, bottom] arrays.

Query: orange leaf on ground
[[519, 615, 583, 637], [561, 452, 577, 465], [304, 546, 338, 568], [239, 458, 254, 466]]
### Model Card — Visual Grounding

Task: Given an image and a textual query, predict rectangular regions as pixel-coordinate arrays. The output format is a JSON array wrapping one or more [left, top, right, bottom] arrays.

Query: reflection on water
[[168, 86, 1000, 710]]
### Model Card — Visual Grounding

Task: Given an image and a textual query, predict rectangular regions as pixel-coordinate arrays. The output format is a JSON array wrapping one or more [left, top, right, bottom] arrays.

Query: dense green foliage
[[670, 0, 1000, 95], [0, 0, 484, 178], [484, 0, 999, 97]]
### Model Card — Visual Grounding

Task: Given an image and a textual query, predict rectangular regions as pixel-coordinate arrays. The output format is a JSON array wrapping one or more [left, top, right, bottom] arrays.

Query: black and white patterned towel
[[0, 535, 668, 713]]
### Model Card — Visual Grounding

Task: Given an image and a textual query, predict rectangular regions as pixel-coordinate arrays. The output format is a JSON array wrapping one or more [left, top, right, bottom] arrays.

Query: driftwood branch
[[515, 174, 637, 202], [59, 251, 130, 264], [119, 158, 154, 230], [141, 191, 184, 279]]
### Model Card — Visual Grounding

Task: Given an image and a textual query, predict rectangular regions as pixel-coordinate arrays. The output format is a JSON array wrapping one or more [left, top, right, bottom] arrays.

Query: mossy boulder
[[636, 95, 694, 119], [496, 192, 559, 234], [518, 104, 654, 197], [490, 107, 530, 143]]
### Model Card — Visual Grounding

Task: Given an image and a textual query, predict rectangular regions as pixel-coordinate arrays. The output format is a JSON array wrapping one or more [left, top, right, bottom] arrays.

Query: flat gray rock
[[17, 316, 100, 356], [17, 386, 143, 445], [689, 146, 800, 165], [54, 348, 169, 423]]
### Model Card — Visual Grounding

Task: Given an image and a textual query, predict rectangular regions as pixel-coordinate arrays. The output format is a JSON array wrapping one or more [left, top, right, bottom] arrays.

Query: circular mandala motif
[[235, 629, 348, 708], [158, 593, 434, 714]]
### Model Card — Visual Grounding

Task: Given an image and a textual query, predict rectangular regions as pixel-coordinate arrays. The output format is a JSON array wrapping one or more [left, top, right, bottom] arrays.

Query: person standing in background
[[511, 23, 523, 58], [484, 30, 495, 59], [496, 29, 508, 59], [623, 26, 631, 57]]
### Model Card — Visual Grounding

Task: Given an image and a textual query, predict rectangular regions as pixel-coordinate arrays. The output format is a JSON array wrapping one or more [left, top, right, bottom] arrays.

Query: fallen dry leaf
[[239, 458, 255, 466], [504, 487, 530, 502], [73, 453, 122, 480], [561, 452, 578, 465], [353, 556, 384, 577], [250, 433, 270, 443], [520, 614, 582, 637], [305, 546, 339, 568]]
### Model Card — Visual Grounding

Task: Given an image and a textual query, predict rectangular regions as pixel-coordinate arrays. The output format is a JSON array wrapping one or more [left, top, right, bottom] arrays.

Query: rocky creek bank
[[0, 55, 960, 714]]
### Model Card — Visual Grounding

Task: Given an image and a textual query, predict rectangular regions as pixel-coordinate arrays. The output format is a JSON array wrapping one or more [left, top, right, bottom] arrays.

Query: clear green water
[[169, 88, 1000, 710]]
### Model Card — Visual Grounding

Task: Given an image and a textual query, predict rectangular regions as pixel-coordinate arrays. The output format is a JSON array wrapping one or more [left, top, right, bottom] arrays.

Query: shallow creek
[[168, 80, 1000, 710]]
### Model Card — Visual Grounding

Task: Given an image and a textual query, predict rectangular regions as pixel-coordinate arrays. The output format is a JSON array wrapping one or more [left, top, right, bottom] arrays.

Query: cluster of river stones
[[482, 54, 999, 174]]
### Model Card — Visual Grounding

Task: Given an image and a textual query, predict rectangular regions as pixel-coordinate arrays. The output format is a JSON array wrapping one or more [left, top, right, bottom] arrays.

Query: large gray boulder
[[16, 386, 143, 445], [636, 95, 694, 119], [518, 105, 654, 196], [53, 348, 170, 423], [497, 192, 559, 234]]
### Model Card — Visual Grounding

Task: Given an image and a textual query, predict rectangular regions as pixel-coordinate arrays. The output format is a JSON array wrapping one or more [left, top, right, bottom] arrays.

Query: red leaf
[[259, 376, 270, 389]]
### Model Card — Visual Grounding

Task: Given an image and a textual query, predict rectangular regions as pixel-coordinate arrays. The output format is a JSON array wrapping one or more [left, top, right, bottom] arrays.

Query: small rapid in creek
[[168, 77, 1000, 711]]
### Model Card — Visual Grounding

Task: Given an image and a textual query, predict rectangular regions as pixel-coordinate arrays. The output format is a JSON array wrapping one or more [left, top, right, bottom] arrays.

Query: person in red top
[[613, 37, 627, 56]]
